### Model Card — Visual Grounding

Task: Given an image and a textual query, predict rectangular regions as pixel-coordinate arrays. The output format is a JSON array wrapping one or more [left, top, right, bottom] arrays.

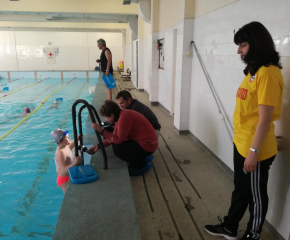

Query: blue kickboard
[[68, 165, 98, 184], [102, 73, 116, 89]]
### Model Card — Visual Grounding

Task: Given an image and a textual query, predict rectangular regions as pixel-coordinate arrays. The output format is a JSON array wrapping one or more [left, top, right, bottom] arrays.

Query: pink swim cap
[[25, 108, 30, 113]]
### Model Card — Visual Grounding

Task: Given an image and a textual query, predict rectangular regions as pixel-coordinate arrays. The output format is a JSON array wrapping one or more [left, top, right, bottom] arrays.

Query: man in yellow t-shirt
[[205, 22, 284, 240]]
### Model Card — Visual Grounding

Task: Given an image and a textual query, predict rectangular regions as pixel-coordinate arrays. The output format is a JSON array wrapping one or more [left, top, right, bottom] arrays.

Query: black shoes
[[204, 216, 238, 240], [240, 230, 260, 240]]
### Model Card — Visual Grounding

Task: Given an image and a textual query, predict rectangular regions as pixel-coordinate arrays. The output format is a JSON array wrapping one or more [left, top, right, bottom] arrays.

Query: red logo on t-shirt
[[236, 88, 248, 100]]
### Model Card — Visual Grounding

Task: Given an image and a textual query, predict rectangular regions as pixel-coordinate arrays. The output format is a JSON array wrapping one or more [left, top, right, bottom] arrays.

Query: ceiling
[[0, 12, 131, 23], [0, 0, 140, 32]]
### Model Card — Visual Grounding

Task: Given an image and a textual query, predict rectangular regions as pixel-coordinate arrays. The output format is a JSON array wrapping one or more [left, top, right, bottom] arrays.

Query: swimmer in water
[[21, 107, 31, 117], [51, 129, 82, 193], [0, 107, 31, 124], [48, 100, 62, 110]]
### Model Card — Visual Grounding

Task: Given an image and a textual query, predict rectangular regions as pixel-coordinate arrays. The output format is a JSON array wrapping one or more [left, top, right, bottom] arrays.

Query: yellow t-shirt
[[233, 65, 284, 161]]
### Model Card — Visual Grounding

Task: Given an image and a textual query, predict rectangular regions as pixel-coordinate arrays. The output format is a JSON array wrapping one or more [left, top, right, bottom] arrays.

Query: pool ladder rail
[[72, 99, 108, 170]]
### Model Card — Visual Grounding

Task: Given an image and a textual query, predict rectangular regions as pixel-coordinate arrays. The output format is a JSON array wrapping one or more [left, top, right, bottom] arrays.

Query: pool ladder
[[72, 99, 108, 170]]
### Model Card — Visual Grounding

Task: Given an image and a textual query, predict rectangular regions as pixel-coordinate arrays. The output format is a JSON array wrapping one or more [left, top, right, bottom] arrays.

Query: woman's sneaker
[[204, 216, 237, 240], [240, 230, 260, 240]]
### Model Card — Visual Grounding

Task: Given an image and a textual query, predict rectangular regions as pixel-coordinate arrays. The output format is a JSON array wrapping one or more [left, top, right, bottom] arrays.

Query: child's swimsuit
[[55, 153, 73, 187], [57, 175, 70, 187]]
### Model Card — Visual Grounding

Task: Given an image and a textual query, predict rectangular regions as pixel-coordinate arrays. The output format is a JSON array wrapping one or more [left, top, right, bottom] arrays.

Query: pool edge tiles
[[0, 71, 100, 79]]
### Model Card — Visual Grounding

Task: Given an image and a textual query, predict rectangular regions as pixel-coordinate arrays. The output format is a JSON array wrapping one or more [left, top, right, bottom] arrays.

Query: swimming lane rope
[[0, 77, 76, 142], [1, 78, 21, 85], [0, 78, 50, 99]]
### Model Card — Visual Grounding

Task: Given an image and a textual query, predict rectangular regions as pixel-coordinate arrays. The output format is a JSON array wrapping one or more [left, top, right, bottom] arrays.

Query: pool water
[[0, 76, 98, 239]]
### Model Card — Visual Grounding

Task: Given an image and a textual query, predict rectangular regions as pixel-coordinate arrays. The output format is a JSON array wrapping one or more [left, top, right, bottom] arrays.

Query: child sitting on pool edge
[[51, 129, 82, 193]]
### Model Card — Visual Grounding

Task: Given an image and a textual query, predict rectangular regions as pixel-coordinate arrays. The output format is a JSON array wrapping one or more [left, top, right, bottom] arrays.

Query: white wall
[[190, 0, 290, 239], [138, 19, 151, 92], [157, 28, 175, 111], [0, 31, 123, 71], [0, 31, 18, 71], [123, 43, 132, 71], [132, 40, 138, 87]]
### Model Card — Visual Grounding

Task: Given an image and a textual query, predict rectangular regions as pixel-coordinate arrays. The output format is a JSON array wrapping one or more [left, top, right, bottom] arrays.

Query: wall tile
[[278, 19, 290, 38]]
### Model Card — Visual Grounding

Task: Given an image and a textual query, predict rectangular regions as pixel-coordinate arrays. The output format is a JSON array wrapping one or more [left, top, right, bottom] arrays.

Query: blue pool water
[[0, 76, 99, 239]]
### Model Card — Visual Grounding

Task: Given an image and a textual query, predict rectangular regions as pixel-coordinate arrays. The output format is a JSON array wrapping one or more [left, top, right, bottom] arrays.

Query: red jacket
[[102, 109, 158, 152]]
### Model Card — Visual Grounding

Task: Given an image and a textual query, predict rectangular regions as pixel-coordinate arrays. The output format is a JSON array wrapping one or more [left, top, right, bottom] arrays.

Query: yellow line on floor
[[0, 77, 75, 142]]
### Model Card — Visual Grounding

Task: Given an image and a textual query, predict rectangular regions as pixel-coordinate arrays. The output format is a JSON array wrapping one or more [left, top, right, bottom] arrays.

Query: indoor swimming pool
[[0, 75, 99, 239]]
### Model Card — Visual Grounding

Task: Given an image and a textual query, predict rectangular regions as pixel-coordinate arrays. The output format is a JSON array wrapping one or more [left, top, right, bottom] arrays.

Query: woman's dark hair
[[100, 100, 121, 117], [116, 90, 132, 101], [234, 21, 282, 76]]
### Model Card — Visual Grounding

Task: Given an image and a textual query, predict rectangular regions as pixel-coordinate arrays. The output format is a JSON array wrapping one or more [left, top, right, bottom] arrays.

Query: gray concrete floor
[[113, 74, 275, 240]]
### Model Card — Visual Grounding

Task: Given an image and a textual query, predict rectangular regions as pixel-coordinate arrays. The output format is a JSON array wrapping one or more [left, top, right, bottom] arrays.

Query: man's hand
[[74, 155, 81, 165], [77, 134, 83, 141], [105, 71, 109, 77], [96, 59, 100, 63], [244, 151, 258, 172], [92, 123, 102, 132], [89, 145, 99, 154]]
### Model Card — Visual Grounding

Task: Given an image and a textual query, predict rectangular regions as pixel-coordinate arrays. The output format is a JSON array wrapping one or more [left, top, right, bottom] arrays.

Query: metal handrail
[[191, 41, 233, 141], [72, 99, 108, 170]]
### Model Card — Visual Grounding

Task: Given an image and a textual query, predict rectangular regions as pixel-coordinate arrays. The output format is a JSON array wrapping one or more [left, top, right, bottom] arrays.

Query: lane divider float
[[0, 77, 76, 142], [0, 78, 21, 86], [0, 78, 50, 99]]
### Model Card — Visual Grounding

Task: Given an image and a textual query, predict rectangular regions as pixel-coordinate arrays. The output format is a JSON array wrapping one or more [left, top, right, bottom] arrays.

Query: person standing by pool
[[96, 38, 113, 101], [204, 22, 284, 240], [51, 129, 82, 193], [89, 101, 158, 176]]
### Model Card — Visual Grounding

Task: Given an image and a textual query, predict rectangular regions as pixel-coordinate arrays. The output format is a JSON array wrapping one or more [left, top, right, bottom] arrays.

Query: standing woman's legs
[[246, 156, 275, 237], [224, 144, 249, 232]]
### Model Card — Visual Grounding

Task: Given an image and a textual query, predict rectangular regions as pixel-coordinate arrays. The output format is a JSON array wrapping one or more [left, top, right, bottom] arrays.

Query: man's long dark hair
[[234, 21, 282, 76]]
